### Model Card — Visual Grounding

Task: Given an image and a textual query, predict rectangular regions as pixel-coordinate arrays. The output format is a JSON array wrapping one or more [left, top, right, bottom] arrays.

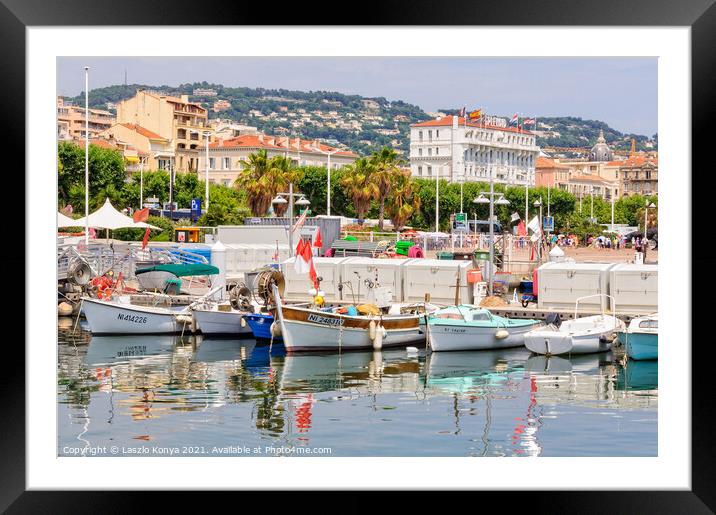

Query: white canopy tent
[[57, 212, 78, 228], [72, 198, 162, 230]]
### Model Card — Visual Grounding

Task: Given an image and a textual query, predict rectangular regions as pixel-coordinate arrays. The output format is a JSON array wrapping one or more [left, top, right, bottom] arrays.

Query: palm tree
[[370, 147, 405, 230], [234, 150, 273, 216], [387, 169, 421, 231], [339, 157, 378, 222], [267, 155, 304, 217]]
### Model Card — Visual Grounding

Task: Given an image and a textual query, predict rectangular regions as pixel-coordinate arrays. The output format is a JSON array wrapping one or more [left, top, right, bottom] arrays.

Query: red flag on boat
[[294, 238, 310, 274], [313, 228, 323, 248], [133, 207, 150, 223], [141, 227, 151, 249]]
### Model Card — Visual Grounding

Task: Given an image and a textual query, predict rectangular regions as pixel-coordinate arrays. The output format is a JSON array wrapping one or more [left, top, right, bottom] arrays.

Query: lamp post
[[645, 201, 656, 234], [272, 184, 311, 257], [311, 144, 341, 216], [84, 66, 90, 245], [534, 197, 543, 262], [473, 191, 510, 296], [190, 129, 212, 214]]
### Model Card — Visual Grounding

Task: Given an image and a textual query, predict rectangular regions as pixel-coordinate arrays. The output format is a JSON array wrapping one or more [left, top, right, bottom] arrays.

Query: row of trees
[[58, 141, 658, 236]]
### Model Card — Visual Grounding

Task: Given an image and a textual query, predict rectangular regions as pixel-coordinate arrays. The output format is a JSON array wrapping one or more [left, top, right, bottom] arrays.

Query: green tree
[[235, 150, 273, 216], [339, 157, 378, 221], [386, 169, 421, 230], [370, 146, 405, 230]]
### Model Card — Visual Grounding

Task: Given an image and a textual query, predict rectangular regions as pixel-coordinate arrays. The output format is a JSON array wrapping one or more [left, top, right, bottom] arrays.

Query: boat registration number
[[117, 313, 148, 324], [307, 313, 345, 326]]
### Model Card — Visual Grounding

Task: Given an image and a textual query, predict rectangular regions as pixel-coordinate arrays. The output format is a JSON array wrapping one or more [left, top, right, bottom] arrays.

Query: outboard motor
[[545, 312, 562, 329]]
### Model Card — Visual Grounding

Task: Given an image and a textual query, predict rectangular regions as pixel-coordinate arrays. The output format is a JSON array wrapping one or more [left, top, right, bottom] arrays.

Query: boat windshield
[[638, 319, 658, 329], [472, 312, 491, 321]]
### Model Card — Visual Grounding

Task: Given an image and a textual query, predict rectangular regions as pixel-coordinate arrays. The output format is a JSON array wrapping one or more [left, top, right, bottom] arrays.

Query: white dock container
[[608, 263, 658, 314], [339, 257, 413, 303], [403, 259, 473, 304], [537, 262, 615, 311], [224, 243, 289, 280], [281, 257, 349, 302]]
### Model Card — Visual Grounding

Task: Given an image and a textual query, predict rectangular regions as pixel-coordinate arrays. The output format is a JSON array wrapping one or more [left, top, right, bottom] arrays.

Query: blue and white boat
[[427, 305, 542, 352], [244, 312, 281, 341], [618, 314, 658, 360]]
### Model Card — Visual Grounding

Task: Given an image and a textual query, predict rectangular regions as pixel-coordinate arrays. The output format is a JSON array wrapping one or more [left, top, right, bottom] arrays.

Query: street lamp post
[[534, 197, 543, 262], [645, 201, 656, 234], [191, 129, 212, 214], [84, 66, 90, 245], [311, 144, 341, 216], [272, 184, 311, 257], [473, 191, 510, 297]]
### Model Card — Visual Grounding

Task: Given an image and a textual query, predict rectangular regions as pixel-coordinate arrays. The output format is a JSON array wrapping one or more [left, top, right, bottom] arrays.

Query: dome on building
[[589, 129, 613, 162]]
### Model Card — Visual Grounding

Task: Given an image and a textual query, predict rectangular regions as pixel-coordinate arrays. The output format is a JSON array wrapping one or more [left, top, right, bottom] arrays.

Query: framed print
[[4, 0, 714, 510]]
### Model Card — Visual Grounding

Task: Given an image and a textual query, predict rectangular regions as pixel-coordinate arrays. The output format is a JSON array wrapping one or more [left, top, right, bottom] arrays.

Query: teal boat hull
[[618, 331, 658, 360]]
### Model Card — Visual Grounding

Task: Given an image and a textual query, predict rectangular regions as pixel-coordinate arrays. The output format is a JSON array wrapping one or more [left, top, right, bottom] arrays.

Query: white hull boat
[[427, 305, 542, 352], [525, 315, 625, 356], [192, 307, 253, 337], [524, 294, 626, 356], [81, 297, 186, 335]]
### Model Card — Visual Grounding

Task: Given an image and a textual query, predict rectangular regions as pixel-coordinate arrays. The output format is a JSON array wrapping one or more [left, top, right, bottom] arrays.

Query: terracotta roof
[[411, 115, 535, 135], [536, 157, 570, 169], [569, 174, 615, 184], [119, 123, 168, 141], [90, 139, 117, 149], [209, 134, 358, 157], [607, 156, 658, 167]]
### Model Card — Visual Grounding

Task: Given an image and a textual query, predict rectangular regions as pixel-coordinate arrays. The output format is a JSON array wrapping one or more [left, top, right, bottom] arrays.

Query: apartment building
[[116, 90, 211, 173], [57, 96, 115, 141]]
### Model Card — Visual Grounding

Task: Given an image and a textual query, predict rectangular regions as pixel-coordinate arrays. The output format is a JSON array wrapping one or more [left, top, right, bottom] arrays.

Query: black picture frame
[[5, 0, 712, 511]]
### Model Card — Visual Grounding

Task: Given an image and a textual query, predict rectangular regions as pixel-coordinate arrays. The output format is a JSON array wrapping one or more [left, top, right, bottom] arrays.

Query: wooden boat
[[427, 305, 541, 352], [617, 314, 658, 360], [272, 286, 425, 352], [524, 295, 625, 356]]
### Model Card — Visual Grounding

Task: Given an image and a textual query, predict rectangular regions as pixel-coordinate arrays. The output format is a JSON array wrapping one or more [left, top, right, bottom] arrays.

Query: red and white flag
[[294, 237, 319, 289]]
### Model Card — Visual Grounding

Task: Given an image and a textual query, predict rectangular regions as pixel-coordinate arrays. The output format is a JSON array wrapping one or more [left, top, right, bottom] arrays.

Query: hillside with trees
[[66, 82, 656, 156]]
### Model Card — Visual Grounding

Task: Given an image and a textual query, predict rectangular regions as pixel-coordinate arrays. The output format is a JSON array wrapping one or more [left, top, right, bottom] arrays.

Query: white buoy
[[270, 321, 281, 337], [495, 329, 509, 339], [373, 326, 384, 350], [58, 302, 73, 317], [240, 317, 247, 328], [369, 319, 377, 340], [406, 346, 419, 354]]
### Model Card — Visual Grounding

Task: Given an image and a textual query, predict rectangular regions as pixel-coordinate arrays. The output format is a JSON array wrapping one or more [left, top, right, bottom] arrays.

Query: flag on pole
[[133, 207, 150, 223], [523, 118, 535, 126], [458, 106, 466, 117], [291, 209, 308, 234], [469, 109, 482, 120], [527, 216, 540, 234], [510, 211, 521, 222], [313, 227, 323, 248], [294, 239, 310, 274], [141, 227, 151, 249], [509, 114, 519, 126]]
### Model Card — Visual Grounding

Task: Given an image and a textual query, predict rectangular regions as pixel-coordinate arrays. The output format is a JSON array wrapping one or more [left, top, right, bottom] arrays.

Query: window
[[472, 312, 491, 321], [209, 157, 215, 169], [417, 166, 422, 176], [435, 147, 439, 155], [428, 148, 432, 156], [427, 166, 432, 176], [418, 148, 423, 156], [436, 130, 440, 138], [223, 157, 230, 169], [419, 131, 423, 142], [428, 130, 432, 142]]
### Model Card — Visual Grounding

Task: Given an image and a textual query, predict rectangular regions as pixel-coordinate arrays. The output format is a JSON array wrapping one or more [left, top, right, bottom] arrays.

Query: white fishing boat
[[524, 295, 625, 356], [272, 285, 426, 352], [191, 305, 254, 337], [81, 296, 186, 335], [427, 305, 542, 352]]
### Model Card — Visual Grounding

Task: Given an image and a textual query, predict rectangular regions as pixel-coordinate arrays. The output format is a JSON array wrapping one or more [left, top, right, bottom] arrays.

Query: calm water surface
[[58, 322, 657, 457]]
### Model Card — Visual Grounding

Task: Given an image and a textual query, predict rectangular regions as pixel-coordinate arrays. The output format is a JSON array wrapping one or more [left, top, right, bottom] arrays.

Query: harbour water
[[58, 321, 657, 457]]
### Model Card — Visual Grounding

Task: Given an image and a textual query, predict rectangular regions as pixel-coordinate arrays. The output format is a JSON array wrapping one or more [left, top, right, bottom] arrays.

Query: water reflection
[[58, 329, 657, 457]]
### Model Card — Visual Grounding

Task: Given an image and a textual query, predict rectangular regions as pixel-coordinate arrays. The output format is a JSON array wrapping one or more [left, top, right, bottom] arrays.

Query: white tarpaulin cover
[[57, 212, 78, 227], [71, 198, 162, 230]]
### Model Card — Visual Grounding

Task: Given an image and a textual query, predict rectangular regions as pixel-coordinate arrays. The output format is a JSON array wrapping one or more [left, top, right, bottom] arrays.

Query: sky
[[57, 57, 657, 136]]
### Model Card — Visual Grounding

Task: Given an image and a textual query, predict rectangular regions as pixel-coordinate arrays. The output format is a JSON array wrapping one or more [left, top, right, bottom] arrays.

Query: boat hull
[[619, 331, 658, 360], [525, 316, 624, 355], [278, 305, 424, 352], [428, 321, 540, 352], [244, 313, 280, 341], [81, 297, 182, 335], [192, 308, 253, 337]]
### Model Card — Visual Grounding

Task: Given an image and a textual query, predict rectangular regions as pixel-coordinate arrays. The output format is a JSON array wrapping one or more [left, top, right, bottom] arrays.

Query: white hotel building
[[409, 115, 540, 186]]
